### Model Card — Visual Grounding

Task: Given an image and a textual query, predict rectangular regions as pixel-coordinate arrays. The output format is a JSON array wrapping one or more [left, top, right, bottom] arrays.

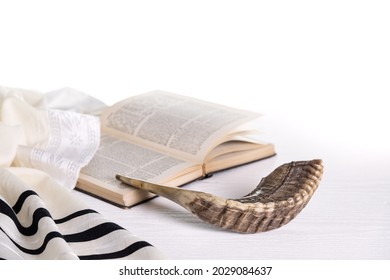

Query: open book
[[77, 91, 276, 207]]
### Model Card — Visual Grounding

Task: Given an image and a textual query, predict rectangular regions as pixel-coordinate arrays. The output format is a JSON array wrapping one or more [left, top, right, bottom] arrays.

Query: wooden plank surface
[[73, 115, 390, 259]]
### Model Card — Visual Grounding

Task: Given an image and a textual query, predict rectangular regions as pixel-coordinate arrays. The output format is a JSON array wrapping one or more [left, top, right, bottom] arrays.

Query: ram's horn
[[116, 159, 323, 233]]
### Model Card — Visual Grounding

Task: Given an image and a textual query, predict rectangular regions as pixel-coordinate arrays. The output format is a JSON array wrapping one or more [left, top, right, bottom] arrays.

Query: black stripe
[[12, 190, 39, 214], [0, 199, 52, 236], [78, 241, 152, 260], [0, 227, 64, 255], [54, 209, 98, 224], [63, 222, 124, 242]]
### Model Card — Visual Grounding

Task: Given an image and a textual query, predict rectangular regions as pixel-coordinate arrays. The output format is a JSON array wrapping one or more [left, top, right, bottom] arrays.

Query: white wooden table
[[73, 113, 390, 259]]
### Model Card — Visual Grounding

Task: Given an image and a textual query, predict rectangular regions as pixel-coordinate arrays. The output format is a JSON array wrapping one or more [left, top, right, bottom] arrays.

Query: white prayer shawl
[[0, 87, 165, 259]]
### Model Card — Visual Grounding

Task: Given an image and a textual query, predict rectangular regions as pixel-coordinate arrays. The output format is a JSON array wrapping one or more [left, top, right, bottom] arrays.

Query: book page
[[101, 91, 260, 162], [80, 135, 194, 192]]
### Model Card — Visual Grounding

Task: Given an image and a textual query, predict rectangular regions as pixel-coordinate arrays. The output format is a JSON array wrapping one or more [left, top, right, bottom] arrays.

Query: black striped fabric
[[0, 169, 164, 260]]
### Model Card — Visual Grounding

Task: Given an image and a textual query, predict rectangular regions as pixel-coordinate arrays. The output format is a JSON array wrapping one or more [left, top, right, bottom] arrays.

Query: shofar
[[116, 159, 323, 234]]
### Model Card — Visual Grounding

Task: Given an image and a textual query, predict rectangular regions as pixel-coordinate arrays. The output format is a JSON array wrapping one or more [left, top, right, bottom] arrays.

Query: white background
[[1, 0, 389, 156], [0, 0, 390, 136], [1, 0, 390, 263]]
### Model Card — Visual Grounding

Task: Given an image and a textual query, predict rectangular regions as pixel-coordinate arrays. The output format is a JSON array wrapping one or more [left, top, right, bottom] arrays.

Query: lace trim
[[30, 110, 100, 188]]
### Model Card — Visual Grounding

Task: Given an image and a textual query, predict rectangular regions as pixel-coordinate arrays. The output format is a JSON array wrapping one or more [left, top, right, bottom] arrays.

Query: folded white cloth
[[45, 87, 107, 115], [0, 87, 165, 259], [1, 87, 101, 188]]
